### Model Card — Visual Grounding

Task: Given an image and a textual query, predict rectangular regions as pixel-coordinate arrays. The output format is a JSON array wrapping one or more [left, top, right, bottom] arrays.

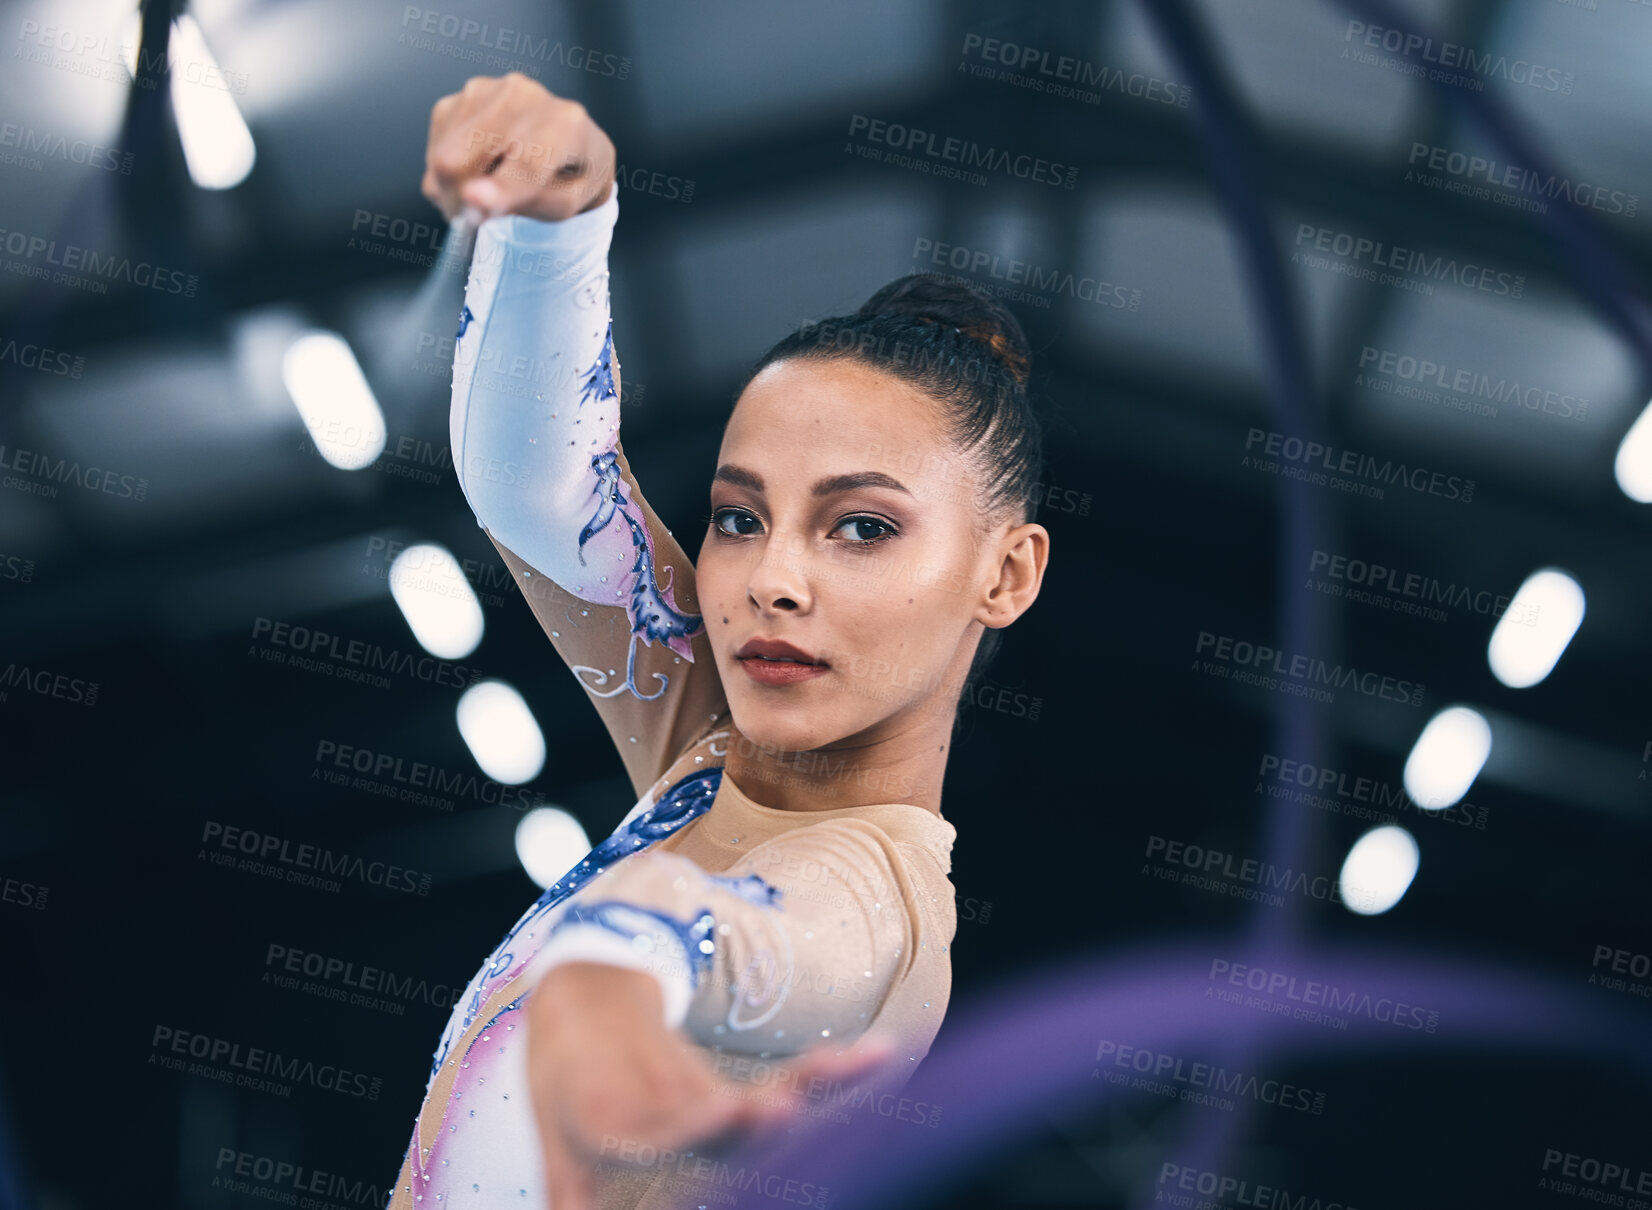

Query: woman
[[390, 73, 1050, 1210]]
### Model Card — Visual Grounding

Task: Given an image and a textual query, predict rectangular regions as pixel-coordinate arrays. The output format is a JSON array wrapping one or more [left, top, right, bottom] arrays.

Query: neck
[[720, 711, 952, 816]]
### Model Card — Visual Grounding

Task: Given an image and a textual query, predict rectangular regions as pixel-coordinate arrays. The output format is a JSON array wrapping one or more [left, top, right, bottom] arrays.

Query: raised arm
[[424, 74, 728, 800]]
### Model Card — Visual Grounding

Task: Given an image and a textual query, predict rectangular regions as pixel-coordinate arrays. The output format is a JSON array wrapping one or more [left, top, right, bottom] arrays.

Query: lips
[[735, 637, 827, 666]]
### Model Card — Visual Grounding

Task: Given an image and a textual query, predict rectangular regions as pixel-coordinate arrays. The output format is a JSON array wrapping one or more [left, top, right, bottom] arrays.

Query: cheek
[[692, 544, 734, 601]]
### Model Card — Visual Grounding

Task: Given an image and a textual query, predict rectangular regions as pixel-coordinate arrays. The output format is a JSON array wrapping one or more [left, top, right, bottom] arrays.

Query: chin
[[726, 699, 825, 755], [723, 685, 850, 755]]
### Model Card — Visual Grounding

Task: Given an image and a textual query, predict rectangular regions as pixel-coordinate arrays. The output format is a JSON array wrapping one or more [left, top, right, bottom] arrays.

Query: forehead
[[725, 356, 952, 464], [722, 357, 980, 513]]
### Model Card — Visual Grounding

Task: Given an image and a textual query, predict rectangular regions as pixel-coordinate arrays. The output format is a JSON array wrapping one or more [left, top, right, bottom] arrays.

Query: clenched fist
[[422, 72, 616, 223]]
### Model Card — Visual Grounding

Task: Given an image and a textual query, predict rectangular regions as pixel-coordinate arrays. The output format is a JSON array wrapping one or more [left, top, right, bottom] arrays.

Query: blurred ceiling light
[[389, 543, 485, 659], [1338, 826, 1420, 916], [1618, 397, 1652, 501], [457, 680, 546, 785], [1403, 705, 1492, 810], [281, 330, 386, 470], [122, 8, 255, 189], [1487, 568, 1585, 689], [514, 807, 592, 891]]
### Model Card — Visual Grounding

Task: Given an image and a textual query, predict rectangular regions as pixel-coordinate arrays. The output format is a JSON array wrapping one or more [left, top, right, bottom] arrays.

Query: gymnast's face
[[698, 356, 1019, 763]]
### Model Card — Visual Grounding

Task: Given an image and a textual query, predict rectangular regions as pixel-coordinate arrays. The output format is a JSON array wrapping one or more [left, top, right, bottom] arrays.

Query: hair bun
[[855, 273, 1031, 386]]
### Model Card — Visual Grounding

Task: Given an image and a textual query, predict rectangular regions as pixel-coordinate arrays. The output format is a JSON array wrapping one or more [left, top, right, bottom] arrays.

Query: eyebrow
[[712, 465, 912, 497]]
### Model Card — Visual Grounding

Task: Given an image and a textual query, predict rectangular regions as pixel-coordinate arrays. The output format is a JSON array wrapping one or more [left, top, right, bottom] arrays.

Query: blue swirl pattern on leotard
[[426, 765, 726, 1079], [540, 871, 786, 994], [579, 318, 616, 408], [564, 320, 704, 700], [544, 900, 721, 989]]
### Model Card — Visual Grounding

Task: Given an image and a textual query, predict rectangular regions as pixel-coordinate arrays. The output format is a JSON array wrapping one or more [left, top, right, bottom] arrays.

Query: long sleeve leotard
[[386, 186, 959, 1210]]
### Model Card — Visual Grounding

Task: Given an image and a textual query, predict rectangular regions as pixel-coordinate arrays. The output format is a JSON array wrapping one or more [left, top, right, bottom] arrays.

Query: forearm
[[448, 184, 628, 600], [448, 186, 705, 683]]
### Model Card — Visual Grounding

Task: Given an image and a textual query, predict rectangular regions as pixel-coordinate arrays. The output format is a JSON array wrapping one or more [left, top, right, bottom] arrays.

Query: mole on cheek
[[721, 616, 729, 624]]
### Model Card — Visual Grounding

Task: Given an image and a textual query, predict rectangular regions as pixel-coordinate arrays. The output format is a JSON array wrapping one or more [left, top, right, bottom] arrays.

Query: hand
[[527, 962, 898, 1210], [421, 72, 616, 223]]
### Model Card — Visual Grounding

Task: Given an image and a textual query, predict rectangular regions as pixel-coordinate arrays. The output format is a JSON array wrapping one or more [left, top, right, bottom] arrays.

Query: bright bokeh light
[[122, 12, 255, 189], [1615, 396, 1652, 501], [514, 808, 592, 890], [1338, 826, 1420, 916], [456, 680, 546, 785], [389, 543, 484, 659], [170, 15, 256, 189], [281, 330, 386, 470], [1487, 568, 1585, 689], [1403, 705, 1492, 809]]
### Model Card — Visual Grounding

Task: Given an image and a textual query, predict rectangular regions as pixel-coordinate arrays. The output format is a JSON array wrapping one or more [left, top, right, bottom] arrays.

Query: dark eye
[[832, 516, 896, 543], [710, 507, 762, 537]]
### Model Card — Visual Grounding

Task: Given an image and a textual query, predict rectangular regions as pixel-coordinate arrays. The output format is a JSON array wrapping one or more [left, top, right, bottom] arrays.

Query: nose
[[746, 534, 812, 614]]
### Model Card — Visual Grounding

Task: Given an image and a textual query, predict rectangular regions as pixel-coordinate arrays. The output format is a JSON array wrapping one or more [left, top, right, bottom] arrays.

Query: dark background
[[2, 1, 1649, 1208]]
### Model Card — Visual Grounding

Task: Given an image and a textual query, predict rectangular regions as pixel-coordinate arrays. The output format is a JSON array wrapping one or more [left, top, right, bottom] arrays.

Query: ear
[[976, 522, 1049, 629]]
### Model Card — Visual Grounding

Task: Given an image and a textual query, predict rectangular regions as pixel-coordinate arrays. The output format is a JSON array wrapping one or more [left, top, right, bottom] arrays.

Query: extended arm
[[432, 75, 728, 800], [522, 819, 934, 1209]]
